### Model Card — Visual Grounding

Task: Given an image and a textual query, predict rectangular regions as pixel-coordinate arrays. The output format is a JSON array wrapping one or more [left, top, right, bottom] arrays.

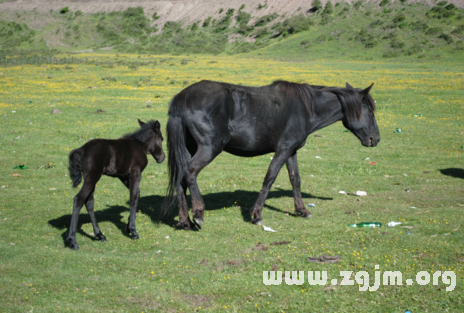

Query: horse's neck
[[132, 138, 149, 153], [307, 93, 343, 133]]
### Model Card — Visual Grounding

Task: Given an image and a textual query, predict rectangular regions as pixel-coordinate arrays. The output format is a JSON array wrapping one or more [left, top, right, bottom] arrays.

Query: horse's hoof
[[295, 210, 312, 218], [177, 221, 193, 231], [131, 234, 139, 240], [96, 233, 107, 242], [193, 216, 203, 229], [251, 218, 263, 225]]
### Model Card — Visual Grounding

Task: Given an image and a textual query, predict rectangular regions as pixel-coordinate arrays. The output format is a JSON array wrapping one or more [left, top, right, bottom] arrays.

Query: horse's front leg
[[286, 153, 311, 218], [126, 172, 141, 239], [251, 150, 292, 225]]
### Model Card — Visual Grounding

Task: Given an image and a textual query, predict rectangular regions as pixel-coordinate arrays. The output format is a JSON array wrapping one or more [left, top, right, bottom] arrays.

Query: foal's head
[[136, 119, 165, 163], [341, 83, 380, 148]]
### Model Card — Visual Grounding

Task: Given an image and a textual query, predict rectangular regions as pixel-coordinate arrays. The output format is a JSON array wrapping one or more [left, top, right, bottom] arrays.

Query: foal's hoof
[[251, 218, 263, 225], [96, 233, 107, 242], [193, 216, 203, 229], [130, 233, 139, 240]]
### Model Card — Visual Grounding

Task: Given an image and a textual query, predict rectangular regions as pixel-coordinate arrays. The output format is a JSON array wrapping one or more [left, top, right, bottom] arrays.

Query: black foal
[[67, 119, 165, 250]]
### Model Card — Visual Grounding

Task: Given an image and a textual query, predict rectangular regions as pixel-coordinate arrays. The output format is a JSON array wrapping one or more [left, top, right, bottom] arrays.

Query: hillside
[[0, 0, 463, 62]]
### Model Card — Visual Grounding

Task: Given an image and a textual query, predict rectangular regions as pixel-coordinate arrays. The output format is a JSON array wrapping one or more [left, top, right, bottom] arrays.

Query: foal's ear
[[361, 83, 374, 95], [138, 119, 146, 127], [153, 120, 160, 131], [346, 82, 354, 89]]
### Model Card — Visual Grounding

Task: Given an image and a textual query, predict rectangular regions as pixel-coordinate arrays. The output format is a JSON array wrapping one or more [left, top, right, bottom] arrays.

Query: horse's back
[[79, 138, 146, 176]]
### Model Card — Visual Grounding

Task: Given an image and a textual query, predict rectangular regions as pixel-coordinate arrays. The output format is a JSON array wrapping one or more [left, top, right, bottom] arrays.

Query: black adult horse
[[164, 80, 380, 230], [67, 119, 165, 249]]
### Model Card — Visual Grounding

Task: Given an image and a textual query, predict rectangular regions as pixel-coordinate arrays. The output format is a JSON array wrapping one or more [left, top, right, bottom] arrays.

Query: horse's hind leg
[[177, 178, 194, 230], [85, 191, 107, 241], [67, 180, 97, 250], [185, 145, 221, 229], [286, 153, 311, 218]]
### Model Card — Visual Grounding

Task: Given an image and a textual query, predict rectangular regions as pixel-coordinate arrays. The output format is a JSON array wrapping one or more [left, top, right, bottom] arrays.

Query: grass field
[[0, 54, 463, 312]]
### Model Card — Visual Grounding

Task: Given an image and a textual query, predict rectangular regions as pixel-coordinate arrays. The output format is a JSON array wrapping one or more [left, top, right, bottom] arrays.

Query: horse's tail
[[163, 93, 190, 212], [69, 148, 84, 188]]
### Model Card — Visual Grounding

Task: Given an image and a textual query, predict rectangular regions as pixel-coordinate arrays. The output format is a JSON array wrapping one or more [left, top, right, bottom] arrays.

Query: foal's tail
[[163, 93, 190, 212], [69, 148, 84, 188]]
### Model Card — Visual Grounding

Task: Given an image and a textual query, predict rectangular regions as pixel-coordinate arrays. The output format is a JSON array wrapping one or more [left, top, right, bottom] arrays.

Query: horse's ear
[[138, 119, 146, 127], [153, 120, 160, 131], [361, 83, 374, 95], [346, 82, 354, 89]]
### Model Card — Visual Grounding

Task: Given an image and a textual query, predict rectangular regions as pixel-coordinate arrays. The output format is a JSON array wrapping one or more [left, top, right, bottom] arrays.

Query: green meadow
[[0, 53, 463, 312], [0, 1, 464, 311]]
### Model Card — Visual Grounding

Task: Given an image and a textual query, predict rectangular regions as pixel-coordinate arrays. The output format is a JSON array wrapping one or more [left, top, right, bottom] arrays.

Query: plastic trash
[[413, 114, 423, 117], [13, 165, 28, 170], [307, 203, 315, 207], [349, 222, 381, 228], [262, 225, 277, 232], [13, 173, 20, 177], [315, 156, 321, 159], [387, 221, 402, 227], [355, 191, 367, 197], [394, 128, 402, 133], [369, 162, 376, 165], [339, 191, 346, 195]]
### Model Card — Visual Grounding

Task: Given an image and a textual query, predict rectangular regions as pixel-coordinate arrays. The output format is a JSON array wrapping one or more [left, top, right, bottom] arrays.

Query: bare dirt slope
[[1, 0, 463, 28]]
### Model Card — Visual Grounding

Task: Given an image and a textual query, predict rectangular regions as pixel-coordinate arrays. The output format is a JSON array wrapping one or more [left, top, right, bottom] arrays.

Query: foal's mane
[[272, 80, 375, 121], [122, 120, 158, 143]]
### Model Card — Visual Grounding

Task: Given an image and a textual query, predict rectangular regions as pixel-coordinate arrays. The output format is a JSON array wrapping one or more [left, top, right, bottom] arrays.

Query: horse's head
[[342, 83, 380, 147], [138, 119, 165, 163]]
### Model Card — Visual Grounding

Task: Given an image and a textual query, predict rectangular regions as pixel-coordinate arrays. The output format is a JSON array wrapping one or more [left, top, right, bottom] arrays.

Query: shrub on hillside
[[273, 14, 313, 36], [379, 0, 390, 7]]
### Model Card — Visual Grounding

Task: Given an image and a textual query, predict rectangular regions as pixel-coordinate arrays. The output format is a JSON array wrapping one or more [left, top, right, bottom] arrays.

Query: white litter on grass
[[49, 188, 56, 190], [310, 174, 314, 177], [165, 236, 169, 239], [156, 250, 161, 253], [387, 221, 402, 227], [11, 111, 16, 113], [307, 203, 315, 207], [355, 191, 367, 197], [365, 158, 370, 160], [315, 156, 321, 159], [339, 191, 346, 195], [410, 206, 416, 209], [263, 225, 277, 232]]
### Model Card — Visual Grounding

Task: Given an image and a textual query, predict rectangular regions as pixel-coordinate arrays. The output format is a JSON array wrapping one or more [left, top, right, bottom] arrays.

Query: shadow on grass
[[439, 168, 464, 179], [48, 189, 332, 247]]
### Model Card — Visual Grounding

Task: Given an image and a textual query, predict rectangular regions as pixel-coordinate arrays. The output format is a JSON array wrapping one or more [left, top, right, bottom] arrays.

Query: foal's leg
[[85, 191, 107, 241], [67, 176, 99, 250], [286, 153, 311, 218], [126, 172, 141, 239], [250, 150, 293, 225]]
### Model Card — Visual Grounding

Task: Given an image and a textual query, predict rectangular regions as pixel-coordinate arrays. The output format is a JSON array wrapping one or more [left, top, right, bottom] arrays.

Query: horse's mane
[[122, 120, 158, 143], [272, 80, 375, 121], [272, 80, 315, 116]]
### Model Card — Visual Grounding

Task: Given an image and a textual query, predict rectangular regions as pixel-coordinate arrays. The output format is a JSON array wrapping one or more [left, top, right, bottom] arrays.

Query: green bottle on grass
[[349, 222, 381, 228]]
